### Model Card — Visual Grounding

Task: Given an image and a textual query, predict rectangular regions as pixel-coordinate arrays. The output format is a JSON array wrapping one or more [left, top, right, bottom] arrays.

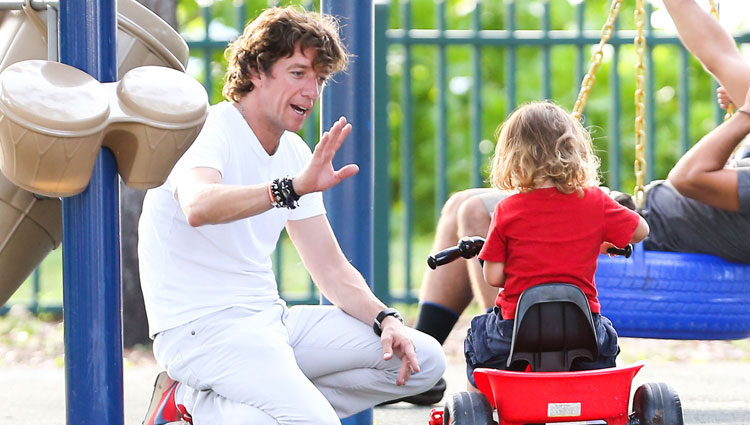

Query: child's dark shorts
[[464, 307, 619, 387]]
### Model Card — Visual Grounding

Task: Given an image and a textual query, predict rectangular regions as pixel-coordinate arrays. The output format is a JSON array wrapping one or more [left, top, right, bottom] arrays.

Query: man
[[138, 7, 445, 424], [408, 0, 750, 404]]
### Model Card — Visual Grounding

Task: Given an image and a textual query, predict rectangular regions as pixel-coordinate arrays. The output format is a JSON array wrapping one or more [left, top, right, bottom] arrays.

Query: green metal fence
[[6, 0, 750, 313]]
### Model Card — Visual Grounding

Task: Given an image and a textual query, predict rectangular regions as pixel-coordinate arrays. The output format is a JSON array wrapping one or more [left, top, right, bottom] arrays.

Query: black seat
[[507, 283, 598, 372]]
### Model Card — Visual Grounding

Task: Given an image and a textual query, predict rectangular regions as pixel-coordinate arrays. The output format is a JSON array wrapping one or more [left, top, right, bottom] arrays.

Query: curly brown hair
[[223, 6, 350, 102], [489, 101, 600, 195]]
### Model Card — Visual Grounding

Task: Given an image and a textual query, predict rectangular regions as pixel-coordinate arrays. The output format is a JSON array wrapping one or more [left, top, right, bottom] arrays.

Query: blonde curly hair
[[223, 6, 350, 102], [489, 101, 600, 195]]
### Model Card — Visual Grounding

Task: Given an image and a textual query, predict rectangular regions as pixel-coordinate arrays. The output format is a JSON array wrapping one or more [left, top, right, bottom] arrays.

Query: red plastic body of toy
[[473, 363, 644, 425], [428, 408, 444, 425]]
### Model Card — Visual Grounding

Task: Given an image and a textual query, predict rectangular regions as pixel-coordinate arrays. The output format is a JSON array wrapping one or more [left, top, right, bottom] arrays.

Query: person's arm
[[631, 216, 649, 244], [286, 215, 419, 386], [176, 117, 358, 227], [482, 261, 505, 288], [662, 0, 750, 106], [668, 99, 750, 211]]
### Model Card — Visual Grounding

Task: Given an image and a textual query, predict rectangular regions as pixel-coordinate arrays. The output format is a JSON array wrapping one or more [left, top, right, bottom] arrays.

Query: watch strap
[[373, 308, 403, 336]]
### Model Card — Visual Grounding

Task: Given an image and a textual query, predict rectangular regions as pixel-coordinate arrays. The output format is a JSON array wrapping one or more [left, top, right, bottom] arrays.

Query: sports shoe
[[378, 377, 447, 406], [143, 371, 193, 425]]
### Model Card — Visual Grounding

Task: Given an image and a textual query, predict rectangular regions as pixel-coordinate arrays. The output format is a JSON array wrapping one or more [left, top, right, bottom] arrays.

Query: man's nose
[[302, 76, 321, 99]]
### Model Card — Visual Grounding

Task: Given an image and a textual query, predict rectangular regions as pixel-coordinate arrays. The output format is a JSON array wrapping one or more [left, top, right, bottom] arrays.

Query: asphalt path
[[1, 352, 748, 425]]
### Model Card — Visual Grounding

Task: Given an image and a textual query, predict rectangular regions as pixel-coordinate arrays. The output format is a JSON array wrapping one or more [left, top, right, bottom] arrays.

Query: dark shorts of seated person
[[464, 307, 619, 387]]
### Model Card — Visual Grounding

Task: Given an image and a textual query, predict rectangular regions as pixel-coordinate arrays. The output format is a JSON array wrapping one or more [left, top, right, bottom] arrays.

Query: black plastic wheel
[[631, 382, 684, 425], [443, 391, 494, 425]]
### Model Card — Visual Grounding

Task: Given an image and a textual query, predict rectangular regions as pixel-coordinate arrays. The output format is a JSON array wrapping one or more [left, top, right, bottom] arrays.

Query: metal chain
[[633, 0, 647, 209], [572, 0, 624, 121]]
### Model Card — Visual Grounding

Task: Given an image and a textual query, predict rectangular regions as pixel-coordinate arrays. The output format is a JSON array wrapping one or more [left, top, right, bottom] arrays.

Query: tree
[[121, 0, 178, 347]]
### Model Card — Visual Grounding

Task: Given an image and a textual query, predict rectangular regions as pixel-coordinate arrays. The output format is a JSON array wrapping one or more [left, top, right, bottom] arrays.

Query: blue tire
[[596, 243, 750, 340]]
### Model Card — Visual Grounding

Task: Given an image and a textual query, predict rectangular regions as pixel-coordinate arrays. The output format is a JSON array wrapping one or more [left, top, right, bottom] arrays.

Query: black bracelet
[[373, 308, 403, 336], [270, 177, 300, 209]]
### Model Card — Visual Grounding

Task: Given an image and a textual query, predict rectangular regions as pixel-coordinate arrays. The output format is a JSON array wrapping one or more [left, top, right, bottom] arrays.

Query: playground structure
[[0, 0, 193, 307]]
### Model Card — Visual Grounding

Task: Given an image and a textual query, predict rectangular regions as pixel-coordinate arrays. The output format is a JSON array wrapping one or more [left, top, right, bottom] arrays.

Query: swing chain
[[633, 0, 647, 209], [572, 0, 624, 121]]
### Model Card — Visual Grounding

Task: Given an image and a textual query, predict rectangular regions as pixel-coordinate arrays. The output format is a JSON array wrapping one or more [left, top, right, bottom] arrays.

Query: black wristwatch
[[373, 308, 403, 336]]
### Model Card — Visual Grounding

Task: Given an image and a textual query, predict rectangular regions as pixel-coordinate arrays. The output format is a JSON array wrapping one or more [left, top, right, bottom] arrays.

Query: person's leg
[[286, 305, 446, 417], [152, 304, 341, 425], [415, 188, 497, 344], [456, 191, 504, 310]]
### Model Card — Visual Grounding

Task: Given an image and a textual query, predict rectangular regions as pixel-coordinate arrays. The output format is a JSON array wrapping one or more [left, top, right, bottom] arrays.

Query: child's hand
[[600, 242, 617, 257], [717, 86, 734, 111]]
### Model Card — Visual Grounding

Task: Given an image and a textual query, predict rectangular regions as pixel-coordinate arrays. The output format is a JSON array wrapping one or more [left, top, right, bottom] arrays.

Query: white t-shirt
[[138, 101, 326, 337]]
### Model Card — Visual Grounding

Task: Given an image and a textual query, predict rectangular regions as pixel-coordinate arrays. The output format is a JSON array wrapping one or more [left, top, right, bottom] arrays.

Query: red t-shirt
[[478, 187, 640, 319]]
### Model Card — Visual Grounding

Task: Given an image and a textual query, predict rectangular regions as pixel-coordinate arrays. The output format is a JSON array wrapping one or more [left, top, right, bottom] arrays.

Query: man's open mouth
[[291, 104, 308, 115]]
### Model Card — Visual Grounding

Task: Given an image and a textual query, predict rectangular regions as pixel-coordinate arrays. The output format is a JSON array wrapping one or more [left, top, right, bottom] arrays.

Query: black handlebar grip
[[605, 243, 633, 258], [427, 247, 463, 269], [458, 236, 485, 258], [428, 236, 486, 269]]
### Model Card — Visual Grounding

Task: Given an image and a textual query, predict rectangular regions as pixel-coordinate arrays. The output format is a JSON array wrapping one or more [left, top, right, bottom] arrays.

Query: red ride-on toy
[[426, 237, 684, 425]]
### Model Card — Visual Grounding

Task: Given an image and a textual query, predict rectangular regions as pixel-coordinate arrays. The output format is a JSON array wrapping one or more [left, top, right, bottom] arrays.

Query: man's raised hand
[[293, 116, 359, 196]]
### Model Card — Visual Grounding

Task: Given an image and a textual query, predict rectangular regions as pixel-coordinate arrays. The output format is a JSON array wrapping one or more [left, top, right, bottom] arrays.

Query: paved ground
[[1, 345, 749, 424]]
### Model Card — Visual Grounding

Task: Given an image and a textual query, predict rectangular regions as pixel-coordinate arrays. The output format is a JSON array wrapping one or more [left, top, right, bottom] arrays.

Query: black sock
[[414, 302, 460, 345]]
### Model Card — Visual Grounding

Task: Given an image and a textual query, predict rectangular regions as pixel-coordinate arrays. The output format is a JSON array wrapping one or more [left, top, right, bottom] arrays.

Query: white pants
[[153, 302, 446, 425]]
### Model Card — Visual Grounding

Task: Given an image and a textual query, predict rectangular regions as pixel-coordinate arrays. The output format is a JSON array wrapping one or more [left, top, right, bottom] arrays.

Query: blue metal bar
[[399, 0, 414, 302], [505, 0, 516, 110], [470, 1, 482, 188], [435, 0, 447, 222], [190, 31, 740, 50], [60, 3, 121, 425], [321, 1, 375, 424], [202, 6, 213, 101], [576, 3, 585, 89], [373, 0, 390, 304], [542, 1, 551, 100], [31, 267, 40, 315], [609, 20, 621, 190], [679, 47, 690, 155]]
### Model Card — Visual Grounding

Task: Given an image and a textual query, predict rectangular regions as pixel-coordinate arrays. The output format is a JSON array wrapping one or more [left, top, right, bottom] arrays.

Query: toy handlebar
[[427, 239, 633, 269], [605, 244, 633, 258], [427, 236, 485, 270]]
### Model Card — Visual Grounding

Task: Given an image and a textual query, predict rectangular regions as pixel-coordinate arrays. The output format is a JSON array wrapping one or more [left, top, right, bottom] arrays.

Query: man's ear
[[248, 67, 264, 88]]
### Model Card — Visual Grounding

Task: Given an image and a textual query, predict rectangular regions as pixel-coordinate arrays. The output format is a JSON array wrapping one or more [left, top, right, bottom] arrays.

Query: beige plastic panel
[[0, 61, 208, 196], [0, 172, 61, 307], [0, 0, 188, 75], [106, 66, 208, 189]]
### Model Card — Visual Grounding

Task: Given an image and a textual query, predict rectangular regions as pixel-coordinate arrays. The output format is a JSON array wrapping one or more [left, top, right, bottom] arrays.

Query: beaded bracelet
[[269, 177, 301, 209]]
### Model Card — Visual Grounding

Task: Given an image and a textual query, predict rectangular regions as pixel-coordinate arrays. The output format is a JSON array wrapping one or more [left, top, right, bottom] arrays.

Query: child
[[464, 101, 649, 388]]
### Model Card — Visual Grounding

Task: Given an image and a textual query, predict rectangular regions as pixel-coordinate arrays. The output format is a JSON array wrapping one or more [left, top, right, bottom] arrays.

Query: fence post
[[321, 1, 375, 424]]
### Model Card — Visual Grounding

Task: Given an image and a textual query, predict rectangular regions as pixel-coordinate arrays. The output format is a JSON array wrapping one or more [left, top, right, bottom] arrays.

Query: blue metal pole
[[59, 1, 122, 425], [321, 1, 374, 424]]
